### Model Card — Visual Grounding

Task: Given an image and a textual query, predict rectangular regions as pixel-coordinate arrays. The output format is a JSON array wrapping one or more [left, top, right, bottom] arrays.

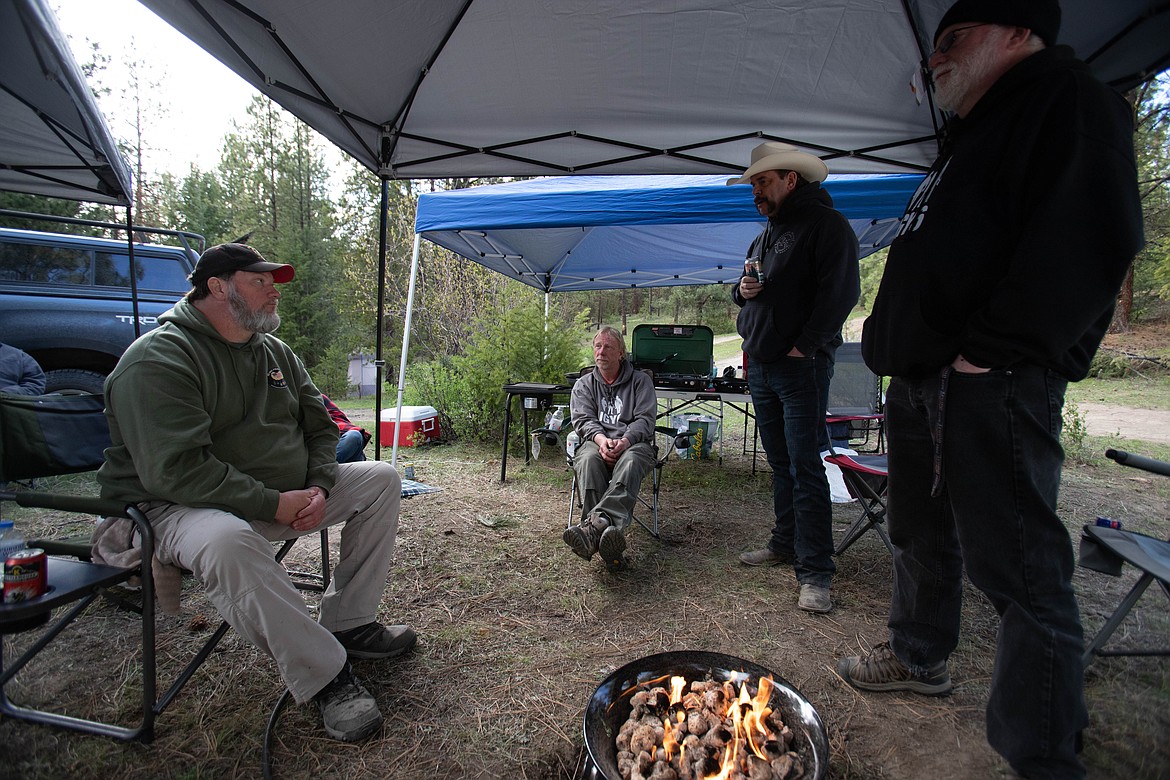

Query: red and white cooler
[[379, 405, 440, 447]]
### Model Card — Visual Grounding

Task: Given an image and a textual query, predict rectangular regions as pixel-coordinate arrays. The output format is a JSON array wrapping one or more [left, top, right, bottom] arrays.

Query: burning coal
[[615, 673, 804, 780]]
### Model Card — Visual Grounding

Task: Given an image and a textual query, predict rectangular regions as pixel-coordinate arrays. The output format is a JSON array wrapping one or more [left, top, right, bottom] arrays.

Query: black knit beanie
[[934, 0, 1062, 47]]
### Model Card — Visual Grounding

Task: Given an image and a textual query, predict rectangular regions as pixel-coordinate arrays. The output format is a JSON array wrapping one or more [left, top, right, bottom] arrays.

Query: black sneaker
[[837, 641, 953, 695], [314, 662, 383, 741], [333, 622, 417, 660], [598, 525, 627, 572], [563, 520, 602, 560]]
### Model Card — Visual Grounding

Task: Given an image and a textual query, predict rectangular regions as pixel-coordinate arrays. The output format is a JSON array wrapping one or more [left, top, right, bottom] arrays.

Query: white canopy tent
[[138, 0, 1168, 179]]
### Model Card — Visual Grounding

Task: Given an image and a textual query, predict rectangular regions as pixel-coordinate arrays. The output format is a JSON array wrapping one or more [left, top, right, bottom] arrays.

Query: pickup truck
[[0, 225, 202, 394]]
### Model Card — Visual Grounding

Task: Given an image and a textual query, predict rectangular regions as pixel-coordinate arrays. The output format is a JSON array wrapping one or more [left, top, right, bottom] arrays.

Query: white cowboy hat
[[726, 142, 829, 185]]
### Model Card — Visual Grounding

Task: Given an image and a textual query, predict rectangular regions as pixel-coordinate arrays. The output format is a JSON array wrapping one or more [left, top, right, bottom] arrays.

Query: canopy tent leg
[[390, 232, 422, 467], [374, 178, 389, 459]]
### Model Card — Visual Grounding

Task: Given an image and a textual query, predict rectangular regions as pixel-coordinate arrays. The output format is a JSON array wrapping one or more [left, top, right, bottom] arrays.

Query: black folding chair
[[1078, 449, 1170, 670], [0, 391, 331, 742]]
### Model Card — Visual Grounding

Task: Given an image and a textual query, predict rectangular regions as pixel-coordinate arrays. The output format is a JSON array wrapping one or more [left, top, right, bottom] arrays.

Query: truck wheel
[[43, 369, 107, 395]]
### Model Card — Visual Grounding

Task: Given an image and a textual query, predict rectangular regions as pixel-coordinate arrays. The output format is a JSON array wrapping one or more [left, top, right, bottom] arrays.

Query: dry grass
[[2, 422, 1169, 779]]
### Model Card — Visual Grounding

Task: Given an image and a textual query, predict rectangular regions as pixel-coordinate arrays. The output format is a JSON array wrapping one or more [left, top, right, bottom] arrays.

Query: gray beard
[[933, 36, 1000, 113], [227, 284, 281, 334]]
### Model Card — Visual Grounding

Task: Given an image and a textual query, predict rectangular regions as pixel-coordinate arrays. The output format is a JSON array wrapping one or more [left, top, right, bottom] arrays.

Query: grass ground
[[2, 409, 1168, 779]]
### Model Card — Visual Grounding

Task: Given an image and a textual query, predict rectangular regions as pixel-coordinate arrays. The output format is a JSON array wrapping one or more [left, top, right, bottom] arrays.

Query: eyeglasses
[[933, 23, 987, 56]]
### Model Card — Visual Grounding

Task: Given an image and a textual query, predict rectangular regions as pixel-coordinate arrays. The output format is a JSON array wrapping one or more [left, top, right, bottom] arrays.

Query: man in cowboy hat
[[728, 142, 860, 613], [837, 1, 1143, 776]]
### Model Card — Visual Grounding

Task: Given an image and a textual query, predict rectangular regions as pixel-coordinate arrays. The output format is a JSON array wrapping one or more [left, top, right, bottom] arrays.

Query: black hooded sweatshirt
[[731, 183, 860, 363], [862, 45, 1144, 380]]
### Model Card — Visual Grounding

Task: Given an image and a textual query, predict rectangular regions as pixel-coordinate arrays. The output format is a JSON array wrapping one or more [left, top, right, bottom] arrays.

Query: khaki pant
[[141, 460, 401, 703]]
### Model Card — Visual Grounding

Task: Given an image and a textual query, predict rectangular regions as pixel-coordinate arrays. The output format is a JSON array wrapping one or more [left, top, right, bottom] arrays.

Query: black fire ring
[[583, 650, 829, 780]]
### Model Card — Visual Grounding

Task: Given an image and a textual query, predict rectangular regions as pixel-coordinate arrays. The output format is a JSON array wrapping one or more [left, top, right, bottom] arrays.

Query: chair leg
[[1082, 573, 1169, 668], [567, 472, 579, 530], [632, 460, 663, 539]]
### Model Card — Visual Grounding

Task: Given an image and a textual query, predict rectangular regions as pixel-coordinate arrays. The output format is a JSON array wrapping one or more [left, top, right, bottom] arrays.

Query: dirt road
[[1078, 402, 1170, 444]]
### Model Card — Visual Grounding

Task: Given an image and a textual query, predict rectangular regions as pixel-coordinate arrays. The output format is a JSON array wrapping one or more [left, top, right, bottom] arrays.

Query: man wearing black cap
[[837, 2, 1144, 778], [98, 243, 415, 743]]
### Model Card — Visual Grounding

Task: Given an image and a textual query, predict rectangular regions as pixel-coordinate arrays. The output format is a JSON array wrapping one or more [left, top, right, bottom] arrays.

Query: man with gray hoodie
[[563, 326, 657, 572]]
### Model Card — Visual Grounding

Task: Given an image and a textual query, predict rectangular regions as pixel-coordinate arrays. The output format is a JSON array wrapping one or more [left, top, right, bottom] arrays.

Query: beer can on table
[[4, 548, 47, 603]]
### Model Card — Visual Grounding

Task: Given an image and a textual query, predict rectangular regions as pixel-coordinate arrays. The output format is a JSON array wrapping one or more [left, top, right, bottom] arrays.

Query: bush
[[404, 298, 589, 443]]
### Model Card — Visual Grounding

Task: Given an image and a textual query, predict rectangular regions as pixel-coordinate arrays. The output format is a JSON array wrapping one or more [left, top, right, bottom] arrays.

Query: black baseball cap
[[188, 243, 295, 285]]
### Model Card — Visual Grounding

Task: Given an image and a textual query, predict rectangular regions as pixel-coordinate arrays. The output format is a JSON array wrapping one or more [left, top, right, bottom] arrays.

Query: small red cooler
[[379, 405, 440, 446]]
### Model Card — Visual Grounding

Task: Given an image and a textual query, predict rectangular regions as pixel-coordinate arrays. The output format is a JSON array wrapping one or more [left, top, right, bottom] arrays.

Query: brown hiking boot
[[837, 641, 953, 695], [563, 517, 603, 560]]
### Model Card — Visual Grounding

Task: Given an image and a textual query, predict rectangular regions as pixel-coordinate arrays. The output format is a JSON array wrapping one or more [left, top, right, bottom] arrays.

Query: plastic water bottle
[[0, 520, 24, 559], [548, 406, 565, 432], [0, 520, 25, 598], [566, 430, 580, 458]]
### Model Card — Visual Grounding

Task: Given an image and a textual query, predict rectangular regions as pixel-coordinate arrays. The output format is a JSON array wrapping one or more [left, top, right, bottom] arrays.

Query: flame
[[705, 675, 777, 780]]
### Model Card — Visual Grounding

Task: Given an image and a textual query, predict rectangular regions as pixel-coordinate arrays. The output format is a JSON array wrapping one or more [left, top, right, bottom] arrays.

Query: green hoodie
[[97, 298, 339, 523]]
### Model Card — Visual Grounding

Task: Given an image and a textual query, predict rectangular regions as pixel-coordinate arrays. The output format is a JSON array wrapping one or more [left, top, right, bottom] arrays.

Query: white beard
[[932, 31, 1003, 113]]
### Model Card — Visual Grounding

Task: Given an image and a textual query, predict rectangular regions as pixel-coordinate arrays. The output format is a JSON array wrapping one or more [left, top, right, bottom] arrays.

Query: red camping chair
[[824, 431, 893, 556]]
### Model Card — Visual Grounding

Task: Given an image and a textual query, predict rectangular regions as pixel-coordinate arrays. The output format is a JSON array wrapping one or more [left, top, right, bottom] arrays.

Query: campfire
[[614, 672, 804, 780], [584, 651, 827, 780]]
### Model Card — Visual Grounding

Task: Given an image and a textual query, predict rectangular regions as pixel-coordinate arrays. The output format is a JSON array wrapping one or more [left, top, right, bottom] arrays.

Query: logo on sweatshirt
[[895, 158, 950, 239], [268, 368, 288, 389], [600, 394, 624, 426]]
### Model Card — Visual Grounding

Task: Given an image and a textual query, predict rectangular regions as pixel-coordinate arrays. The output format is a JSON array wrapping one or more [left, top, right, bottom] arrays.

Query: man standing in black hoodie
[[729, 143, 860, 614], [836, 2, 1143, 777]]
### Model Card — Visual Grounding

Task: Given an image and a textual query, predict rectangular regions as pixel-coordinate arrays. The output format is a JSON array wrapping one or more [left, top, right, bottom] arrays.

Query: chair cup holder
[[1079, 532, 1124, 576]]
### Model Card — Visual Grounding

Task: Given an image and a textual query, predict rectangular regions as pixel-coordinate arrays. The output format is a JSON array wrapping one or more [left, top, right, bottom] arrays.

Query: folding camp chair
[[565, 424, 692, 539], [823, 445, 893, 556], [826, 342, 884, 452], [0, 391, 331, 742], [1078, 449, 1170, 670]]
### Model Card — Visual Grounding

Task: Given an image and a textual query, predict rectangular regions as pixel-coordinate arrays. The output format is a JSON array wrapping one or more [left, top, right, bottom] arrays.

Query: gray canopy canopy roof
[[0, 0, 133, 205], [138, 0, 1168, 180]]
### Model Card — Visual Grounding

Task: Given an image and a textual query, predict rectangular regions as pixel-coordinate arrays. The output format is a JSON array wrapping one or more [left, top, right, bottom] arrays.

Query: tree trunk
[[1111, 263, 1134, 333]]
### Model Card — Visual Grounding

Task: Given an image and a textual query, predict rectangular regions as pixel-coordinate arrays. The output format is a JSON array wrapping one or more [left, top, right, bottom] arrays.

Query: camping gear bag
[[0, 392, 111, 482]]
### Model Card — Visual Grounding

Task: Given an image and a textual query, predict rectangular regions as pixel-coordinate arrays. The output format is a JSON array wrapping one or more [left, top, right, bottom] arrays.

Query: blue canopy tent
[[415, 174, 924, 292]]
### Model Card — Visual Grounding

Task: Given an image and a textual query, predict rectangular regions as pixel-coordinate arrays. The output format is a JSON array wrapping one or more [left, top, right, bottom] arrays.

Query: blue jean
[[336, 429, 367, 463], [884, 367, 1086, 779], [747, 353, 835, 587]]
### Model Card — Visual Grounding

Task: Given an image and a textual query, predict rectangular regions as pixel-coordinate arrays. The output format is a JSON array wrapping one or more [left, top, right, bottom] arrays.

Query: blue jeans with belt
[[747, 353, 835, 588], [884, 366, 1086, 779]]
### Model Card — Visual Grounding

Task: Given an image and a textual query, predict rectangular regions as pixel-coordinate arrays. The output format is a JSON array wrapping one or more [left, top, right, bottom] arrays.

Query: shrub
[[404, 298, 589, 443]]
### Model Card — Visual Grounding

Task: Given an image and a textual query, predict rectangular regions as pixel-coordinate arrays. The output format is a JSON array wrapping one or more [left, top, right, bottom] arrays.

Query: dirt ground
[[3, 421, 1168, 779]]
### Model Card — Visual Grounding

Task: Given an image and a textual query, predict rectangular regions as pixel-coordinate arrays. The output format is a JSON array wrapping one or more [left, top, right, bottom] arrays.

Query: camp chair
[[0, 391, 331, 742], [1078, 448, 1170, 670], [823, 444, 893, 556], [826, 342, 884, 452]]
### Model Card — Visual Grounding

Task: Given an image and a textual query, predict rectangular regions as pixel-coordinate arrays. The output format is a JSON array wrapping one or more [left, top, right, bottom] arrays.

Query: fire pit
[[584, 651, 828, 780]]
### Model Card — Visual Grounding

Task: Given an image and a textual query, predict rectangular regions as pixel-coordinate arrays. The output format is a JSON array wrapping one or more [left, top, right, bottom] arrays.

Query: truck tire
[[43, 369, 107, 396]]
